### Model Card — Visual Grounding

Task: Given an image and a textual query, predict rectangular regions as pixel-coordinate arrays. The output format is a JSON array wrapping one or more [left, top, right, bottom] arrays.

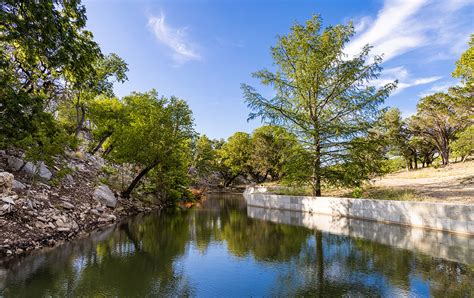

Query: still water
[[1, 194, 473, 297]]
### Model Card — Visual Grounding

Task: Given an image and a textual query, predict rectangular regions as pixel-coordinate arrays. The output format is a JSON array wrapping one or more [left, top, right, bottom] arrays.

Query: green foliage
[[242, 15, 395, 195], [381, 157, 406, 173], [250, 125, 299, 182], [453, 35, 473, 84], [87, 96, 126, 153], [65, 53, 128, 136], [411, 90, 472, 165], [104, 90, 195, 200], [1, 0, 101, 98], [451, 125, 474, 161], [352, 187, 363, 198], [216, 132, 252, 186]]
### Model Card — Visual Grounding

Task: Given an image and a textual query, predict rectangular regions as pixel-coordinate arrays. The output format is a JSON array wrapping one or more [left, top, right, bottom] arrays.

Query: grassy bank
[[267, 160, 474, 204]]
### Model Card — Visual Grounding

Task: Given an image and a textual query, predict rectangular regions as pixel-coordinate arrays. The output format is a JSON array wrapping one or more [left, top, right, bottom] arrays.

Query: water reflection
[[0, 194, 473, 297]]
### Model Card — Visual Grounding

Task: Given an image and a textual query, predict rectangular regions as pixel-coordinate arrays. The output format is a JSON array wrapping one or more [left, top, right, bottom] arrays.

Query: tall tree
[[242, 15, 395, 195], [1, 0, 101, 100], [107, 90, 194, 198]]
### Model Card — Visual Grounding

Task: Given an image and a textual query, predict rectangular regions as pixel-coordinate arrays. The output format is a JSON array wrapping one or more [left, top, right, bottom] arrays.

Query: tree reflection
[[1, 195, 473, 297]]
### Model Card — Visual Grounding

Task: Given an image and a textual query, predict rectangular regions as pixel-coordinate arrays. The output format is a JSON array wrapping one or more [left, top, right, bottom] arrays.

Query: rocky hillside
[[0, 150, 161, 257]]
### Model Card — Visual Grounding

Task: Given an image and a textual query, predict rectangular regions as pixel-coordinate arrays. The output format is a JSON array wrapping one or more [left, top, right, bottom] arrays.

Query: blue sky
[[83, 0, 473, 139]]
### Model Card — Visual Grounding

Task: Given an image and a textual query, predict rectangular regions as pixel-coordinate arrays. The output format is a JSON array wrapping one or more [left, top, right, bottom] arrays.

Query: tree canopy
[[242, 15, 396, 195]]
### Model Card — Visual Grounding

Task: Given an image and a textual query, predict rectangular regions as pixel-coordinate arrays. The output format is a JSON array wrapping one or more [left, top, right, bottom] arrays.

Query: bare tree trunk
[[91, 133, 112, 154], [122, 160, 160, 198], [103, 145, 114, 157], [312, 143, 322, 197], [224, 174, 239, 187], [75, 105, 86, 137], [440, 138, 450, 165]]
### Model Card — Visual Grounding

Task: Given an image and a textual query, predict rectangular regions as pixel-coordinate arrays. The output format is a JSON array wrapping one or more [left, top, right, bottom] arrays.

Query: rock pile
[[0, 150, 160, 257]]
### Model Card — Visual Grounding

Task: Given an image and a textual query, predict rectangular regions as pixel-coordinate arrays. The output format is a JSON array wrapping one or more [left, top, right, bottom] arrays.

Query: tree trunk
[[75, 105, 86, 137], [224, 174, 239, 187], [91, 133, 111, 154], [440, 137, 450, 165], [312, 143, 322, 197], [103, 145, 114, 157], [122, 160, 160, 198]]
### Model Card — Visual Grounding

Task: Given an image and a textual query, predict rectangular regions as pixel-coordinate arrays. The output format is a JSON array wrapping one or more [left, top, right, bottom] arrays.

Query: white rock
[[62, 202, 74, 210], [7, 156, 24, 171], [0, 172, 14, 194], [93, 185, 117, 208], [22, 162, 53, 181], [12, 180, 26, 190], [1, 196, 16, 205]]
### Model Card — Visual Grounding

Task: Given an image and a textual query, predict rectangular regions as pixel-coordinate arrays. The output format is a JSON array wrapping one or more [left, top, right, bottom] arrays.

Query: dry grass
[[368, 160, 474, 204], [271, 160, 474, 204]]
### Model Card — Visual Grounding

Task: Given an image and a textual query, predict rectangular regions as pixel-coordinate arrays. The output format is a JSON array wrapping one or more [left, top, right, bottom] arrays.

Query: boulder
[[22, 162, 53, 181], [62, 202, 74, 210], [93, 184, 117, 208], [7, 156, 24, 171], [0, 172, 14, 194], [12, 180, 26, 190]]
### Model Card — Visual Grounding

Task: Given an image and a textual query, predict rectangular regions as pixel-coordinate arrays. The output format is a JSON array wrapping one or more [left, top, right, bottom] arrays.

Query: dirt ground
[[370, 160, 474, 204]]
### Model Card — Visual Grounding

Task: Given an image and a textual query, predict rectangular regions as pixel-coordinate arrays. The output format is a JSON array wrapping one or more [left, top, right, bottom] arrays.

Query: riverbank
[[0, 150, 162, 258]]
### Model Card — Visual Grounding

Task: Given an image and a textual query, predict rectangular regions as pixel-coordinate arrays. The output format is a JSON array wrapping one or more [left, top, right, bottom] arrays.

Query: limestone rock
[[7, 156, 24, 171], [93, 185, 117, 208], [1, 196, 16, 205], [12, 180, 26, 190], [62, 202, 74, 210], [22, 162, 53, 181], [0, 172, 14, 194]]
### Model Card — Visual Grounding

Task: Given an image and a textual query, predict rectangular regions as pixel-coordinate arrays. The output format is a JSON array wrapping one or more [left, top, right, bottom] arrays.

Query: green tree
[[1, 0, 101, 100], [66, 53, 128, 136], [242, 15, 395, 195], [191, 135, 219, 186], [411, 91, 472, 165], [453, 34, 473, 84], [249, 125, 298, 182], [107, 90, 194, 198], [451, 125, 474, 162], [87, 96, 126, 154], [217, 132, 252, 187]]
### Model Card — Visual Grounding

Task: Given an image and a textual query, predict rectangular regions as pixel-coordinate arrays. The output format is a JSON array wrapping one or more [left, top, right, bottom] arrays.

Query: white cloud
[[346, 0, 473, 62], [148, 13, 201, 65], [418, 81, 457, 97], [373, 66, 441, 94]]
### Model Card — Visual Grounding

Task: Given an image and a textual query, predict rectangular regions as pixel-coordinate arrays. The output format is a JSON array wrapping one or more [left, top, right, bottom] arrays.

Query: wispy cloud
[[373, 66, 441, 94], [345, 0, 473, 62], [418, 81, 458, 97], [147, 13, 201, 65]]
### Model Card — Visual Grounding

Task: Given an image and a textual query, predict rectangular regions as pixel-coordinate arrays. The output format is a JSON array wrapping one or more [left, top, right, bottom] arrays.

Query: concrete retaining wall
[[247, 206, 474, 265], [243, 186, 474, 235]]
